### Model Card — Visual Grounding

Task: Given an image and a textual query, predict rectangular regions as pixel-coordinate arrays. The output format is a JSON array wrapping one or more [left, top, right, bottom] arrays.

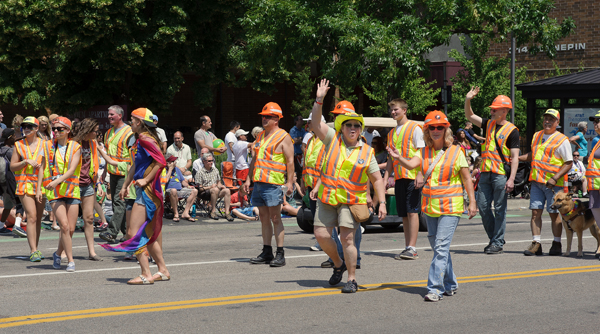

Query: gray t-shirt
[[194, 129, 216, 155]]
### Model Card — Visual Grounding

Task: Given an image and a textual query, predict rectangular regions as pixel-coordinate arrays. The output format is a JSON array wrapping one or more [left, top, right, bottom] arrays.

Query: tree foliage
[[448, 35, 529, 133], [232, 0, 574, 113], [0, 0, 241, 114]]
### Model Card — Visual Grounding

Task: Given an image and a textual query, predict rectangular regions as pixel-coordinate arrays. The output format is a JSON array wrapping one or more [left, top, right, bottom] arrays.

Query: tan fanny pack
[[349, 204, 371, 223]]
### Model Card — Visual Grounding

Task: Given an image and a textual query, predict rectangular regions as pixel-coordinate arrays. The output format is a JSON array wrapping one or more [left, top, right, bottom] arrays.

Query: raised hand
[[316, 79, 330, 100], [466, 86, 480, 100]]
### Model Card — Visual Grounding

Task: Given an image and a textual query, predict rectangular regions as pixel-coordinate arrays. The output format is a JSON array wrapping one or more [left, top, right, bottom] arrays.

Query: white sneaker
[[424, 293, 441, 302], [310, 242, 321, 251], [66, 262, 75, 272]]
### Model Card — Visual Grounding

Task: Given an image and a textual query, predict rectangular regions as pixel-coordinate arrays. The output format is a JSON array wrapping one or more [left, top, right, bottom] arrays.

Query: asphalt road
[[1, 208, 600, 333]]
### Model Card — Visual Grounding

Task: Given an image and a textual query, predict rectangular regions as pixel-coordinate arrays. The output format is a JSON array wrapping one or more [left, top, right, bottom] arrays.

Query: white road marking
[[1, 237, 594, 279]]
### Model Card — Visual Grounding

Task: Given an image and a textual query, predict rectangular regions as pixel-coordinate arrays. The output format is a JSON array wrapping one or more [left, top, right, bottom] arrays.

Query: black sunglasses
[[429, 125, 447, 131], [205, 159, 214, 163], [52, 127, 67, 132], [344, 123, 362, 129], [594, 119, 600, 124], [573, 154, 580, 157], [22, 124, 37, 130]]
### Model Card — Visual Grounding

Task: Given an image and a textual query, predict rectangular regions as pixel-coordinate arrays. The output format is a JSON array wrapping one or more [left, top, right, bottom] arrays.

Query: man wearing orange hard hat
[[464, 88, 520, 255], [243, 102, 295, 267]]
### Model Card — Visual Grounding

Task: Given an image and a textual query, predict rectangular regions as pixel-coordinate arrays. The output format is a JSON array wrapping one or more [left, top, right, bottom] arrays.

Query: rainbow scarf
[[100, 133, 166, 253]]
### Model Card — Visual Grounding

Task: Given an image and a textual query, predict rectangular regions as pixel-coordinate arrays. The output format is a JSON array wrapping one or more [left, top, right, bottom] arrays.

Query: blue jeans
[[477, 172, 508, 247], [328, 226, 362, 266], [425, 214, 459, 297]]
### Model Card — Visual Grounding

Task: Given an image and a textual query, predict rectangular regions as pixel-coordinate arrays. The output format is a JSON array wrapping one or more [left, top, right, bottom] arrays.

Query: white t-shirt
[[224, 131, 237, 162], [361, 129, 380, 145], [542, 133, 573, 162], [232, 140, 249, 171], [156, 127, 167, 143], [395, 123, 425, 149], [302, 132, 313, 145]]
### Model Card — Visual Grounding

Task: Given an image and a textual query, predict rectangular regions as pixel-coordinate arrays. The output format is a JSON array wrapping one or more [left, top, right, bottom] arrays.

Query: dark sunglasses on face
[[344, 123, 362, 129], [22, 124, 37, 130], [206, 160, 214, 163], [429, 125, 446, 131], [573, 154, 580, 157], [262, 115, 276, 120], [52, 127, 66, 132], [594, 119, 600, 124]]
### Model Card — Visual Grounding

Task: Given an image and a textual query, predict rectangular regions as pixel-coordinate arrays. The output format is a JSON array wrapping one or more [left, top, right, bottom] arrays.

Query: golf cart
[[296, 117, 427, 233]]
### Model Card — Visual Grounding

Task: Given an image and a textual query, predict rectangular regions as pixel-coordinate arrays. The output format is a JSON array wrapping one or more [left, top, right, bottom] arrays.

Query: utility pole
[[510, 33, 516, 123]]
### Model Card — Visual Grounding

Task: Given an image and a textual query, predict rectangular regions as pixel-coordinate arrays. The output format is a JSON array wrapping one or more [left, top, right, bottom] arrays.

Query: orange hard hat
[[258, 102, 283, 119], [423, 110, 450, 128], [331, 100, 355, 115], [489, 95, 513, 109]]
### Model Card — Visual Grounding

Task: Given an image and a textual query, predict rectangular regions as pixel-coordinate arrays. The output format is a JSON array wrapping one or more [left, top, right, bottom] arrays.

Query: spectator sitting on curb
[[232, 206, 260, 221], [195, 153, 234, 221], [165, 156, 198, 222]]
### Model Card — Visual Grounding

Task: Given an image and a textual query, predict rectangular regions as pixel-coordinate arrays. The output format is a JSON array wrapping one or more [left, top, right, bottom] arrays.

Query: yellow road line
[[2, 264, 600, 329]]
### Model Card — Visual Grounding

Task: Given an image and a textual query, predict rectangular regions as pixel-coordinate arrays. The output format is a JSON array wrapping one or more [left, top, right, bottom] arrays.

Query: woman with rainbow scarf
[[101, 108, 170, 285]]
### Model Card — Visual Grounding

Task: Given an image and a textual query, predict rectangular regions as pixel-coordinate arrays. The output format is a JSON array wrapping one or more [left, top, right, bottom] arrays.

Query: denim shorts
[[529, 181, 563, 213], [50, 197, 81, 206], [250, 182, 283, 207], [125, 199, 135, 211], [79, 184, 95, 198], [135, 187, 145, 206]]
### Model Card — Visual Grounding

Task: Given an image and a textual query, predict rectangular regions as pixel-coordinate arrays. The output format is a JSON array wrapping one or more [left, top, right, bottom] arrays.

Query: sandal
[[88, 254, 103, 261], [172, 217, 180, 222], [152, 271, 171, 281], [182, 216, 196, 222], [127, 275, 154, 285]]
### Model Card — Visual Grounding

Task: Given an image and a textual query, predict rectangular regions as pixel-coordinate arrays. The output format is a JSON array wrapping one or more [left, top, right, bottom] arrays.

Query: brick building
[[487, 0, 600, 74]]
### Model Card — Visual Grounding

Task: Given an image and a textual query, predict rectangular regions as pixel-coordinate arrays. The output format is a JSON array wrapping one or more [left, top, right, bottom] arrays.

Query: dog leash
[[560, 200, 586, 232]]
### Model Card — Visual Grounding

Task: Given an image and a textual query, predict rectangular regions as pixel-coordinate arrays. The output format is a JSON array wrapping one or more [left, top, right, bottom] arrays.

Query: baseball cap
[[0, 128, 15, 144], [53, 116, 72, 129], [589, 110, 600, 121], [235, 129, 249, 138], [131, 108, 157, 128], [544, 108, 560, 120], [303, 112, 326, 123], [22, 116, 40, 126], [166, 155, 177, 163], [152, 115, 158, 122]]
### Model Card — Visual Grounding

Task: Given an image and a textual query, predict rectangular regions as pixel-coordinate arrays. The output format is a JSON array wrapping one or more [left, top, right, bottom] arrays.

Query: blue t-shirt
[[591, 135, 600, 153], [166, 168, 184, 191], [289, 126, 306, 155], [576, 132, 588, 158]]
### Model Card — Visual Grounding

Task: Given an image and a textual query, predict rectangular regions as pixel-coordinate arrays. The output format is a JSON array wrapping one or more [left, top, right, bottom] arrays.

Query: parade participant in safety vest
[[44, 117, 82, 272], [10, 116, 53, 262], [519, 109, 573, 256], [464, 87, 520, 254], [302, 112, 327, 220], [585, 111, 600, 242], [102, 108, 170, 285], [309, 79, 387, 293], [72, 118, 119, 262], [99, 105, 134, 244], [384, 98, 426, 260], [396, 110, 476, 302], [243, 102, 295, 267]]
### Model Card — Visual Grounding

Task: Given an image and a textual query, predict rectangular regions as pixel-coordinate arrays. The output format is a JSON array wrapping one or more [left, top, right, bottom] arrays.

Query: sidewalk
[[506, 198, 531, 212]]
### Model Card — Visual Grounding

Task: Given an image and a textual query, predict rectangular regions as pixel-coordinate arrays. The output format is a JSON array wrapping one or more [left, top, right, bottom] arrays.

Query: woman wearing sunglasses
[[101, 108, 170, 285], [389, 110, 477, 302], [309, 79, 387, 293], [45, 117, 82, 272], [10, 116, 54, 262], [71, 118, 118, 262]]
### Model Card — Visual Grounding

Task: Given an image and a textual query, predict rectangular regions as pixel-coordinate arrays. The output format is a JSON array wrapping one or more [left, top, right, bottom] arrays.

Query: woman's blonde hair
[[37, 115, 51, 138], [423, 126, 454, 148]]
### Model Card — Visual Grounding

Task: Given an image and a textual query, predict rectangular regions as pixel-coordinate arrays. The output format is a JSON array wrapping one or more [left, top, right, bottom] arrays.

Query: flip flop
[[182, 216, 196, 222], [127, 275, 154, 285], [152, 272, 171, 281], [172, 217, 180, 222]]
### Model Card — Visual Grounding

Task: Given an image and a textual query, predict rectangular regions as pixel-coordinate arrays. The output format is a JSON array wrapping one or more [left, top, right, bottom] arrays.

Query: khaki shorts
[[313, 201, 359, 230]]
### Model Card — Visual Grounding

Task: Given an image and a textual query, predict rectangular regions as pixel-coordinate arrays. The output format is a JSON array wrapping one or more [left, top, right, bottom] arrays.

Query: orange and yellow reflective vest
[[318, 133, 374, 206], [46, 140, 82, 200], [421, 145, 465, 215], [529, 130, 568, 191], [586, 140, 600, 190], [387, 120, 421, 180], [303, 135, 324, 188], [14, 138, 53, 196], [480, 120, 517, 175], [252, 128, 290, 185], [104, 125, 132, 176]]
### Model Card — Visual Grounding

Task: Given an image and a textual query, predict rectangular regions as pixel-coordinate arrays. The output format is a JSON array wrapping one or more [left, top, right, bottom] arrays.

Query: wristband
[[315, 100, 323, 105]]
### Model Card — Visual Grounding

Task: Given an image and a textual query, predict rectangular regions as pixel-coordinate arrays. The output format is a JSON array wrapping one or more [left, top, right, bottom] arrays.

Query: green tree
[[290, 66, 315, 118], [232, 0, 574, 114], [448, 35, 529, 133], [0, 0, 242, 114]]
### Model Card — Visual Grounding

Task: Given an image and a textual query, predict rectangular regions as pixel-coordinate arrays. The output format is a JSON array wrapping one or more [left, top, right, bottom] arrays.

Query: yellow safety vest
[[586, 140, 600, 190], [421, 145, 464, 215], [303, 135, 324, 188], [46, 141, 82, 201], [529, 130, 568, 191], [252, 128, 290, 185], [105, 125, 132, 176], [481, 120, 517, 175], [387, 120, 421, 180]]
